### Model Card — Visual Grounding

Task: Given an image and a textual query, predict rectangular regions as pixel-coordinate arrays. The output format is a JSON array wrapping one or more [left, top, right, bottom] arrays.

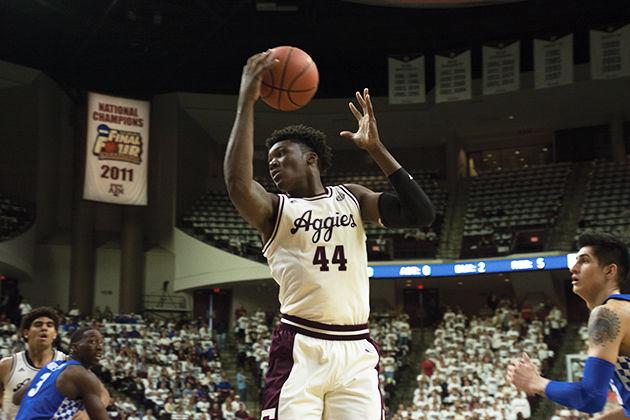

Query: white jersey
[[2, 349, 66, 420], [262, 185, 370, 325]]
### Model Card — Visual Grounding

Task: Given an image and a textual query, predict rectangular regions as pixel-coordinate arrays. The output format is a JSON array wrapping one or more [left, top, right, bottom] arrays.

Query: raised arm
[[224, 51, 279, 241], [340, 88, 435, 227], [507, 302, 625, 413]]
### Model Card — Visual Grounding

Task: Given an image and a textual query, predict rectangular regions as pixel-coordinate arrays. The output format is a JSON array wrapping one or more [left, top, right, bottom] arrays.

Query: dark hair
[[70, 326, 96, 346], [577, 232, 630, 290], [265, 125, 332, 172], [20, 307, 60, 341]]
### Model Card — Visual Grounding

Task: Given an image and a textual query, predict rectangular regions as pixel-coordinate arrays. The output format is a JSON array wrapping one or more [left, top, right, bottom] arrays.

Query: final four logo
[[92, 124, 143, 164]]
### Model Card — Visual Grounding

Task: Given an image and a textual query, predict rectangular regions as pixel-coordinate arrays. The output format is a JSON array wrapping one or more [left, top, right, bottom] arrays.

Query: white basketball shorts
[[261, 314, 384, 420]]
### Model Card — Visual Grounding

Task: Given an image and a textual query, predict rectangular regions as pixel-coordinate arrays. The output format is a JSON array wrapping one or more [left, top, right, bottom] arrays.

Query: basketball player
[[507, 232, 630, 419], [224, 51, 435, 419], [14, 326, 108, 420], [0, 307, 66, 419]]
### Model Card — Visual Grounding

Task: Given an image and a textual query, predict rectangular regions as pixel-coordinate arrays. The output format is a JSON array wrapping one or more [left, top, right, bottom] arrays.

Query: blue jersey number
[[27, 372, 52, 397]]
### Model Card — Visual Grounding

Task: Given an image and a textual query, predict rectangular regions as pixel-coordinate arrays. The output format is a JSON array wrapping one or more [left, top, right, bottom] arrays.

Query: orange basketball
[[260, 46, 319, 111]]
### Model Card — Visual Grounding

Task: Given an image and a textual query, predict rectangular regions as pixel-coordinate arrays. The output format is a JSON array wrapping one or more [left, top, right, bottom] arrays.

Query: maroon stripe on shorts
[[261, 324, 297, 418], [367, 336, 385, 420]]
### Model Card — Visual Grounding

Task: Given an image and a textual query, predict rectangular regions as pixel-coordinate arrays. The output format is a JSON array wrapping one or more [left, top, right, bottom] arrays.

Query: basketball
[[260, 46, 319, 111]]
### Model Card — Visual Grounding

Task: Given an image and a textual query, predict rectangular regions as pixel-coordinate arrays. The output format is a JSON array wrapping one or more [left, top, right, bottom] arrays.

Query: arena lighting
[[369, 253, 578, 278]]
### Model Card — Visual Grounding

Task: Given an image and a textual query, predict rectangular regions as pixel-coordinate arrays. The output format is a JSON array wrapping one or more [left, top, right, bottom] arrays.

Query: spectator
[[236, 370, 247, 401]]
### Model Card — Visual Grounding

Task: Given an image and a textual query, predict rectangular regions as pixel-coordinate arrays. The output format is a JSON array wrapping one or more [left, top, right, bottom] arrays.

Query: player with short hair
[[224, 51, 435, 419], [0, 307, 66, 419], [507, 232, 630, 419], [14, 326, 108, 420]]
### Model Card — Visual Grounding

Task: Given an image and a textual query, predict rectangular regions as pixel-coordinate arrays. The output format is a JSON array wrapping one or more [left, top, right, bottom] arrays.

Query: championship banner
[[482, 41, 520, 95], [83, 92, 150, 205], [435, 49, 471, 103], [388, 55, 426, 104], [534, 34, 574, 89], [590, 24, 630, 80]]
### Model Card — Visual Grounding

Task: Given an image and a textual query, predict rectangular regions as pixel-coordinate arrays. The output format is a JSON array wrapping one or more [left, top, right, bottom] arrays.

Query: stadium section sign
[[83, 92, 150, 205]]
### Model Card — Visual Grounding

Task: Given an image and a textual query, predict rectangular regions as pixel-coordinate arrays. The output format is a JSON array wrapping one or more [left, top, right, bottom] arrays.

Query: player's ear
[[606, 263, 618, 280], [306, 151, 318, 167]]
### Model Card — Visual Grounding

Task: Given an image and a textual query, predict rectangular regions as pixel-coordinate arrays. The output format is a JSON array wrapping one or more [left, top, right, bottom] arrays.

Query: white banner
[[435, 50, 471, 103], [83, 92, 150, 205], [534, 34, 574, 89], [482, 41, 520, 95], [590, 24, 630, 80], [388, 55, 425, 104]]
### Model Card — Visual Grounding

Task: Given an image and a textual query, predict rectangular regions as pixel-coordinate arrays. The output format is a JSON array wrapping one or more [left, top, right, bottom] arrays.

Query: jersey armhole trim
[[262, 194, 285, 255], [339, 184, 361, 211]]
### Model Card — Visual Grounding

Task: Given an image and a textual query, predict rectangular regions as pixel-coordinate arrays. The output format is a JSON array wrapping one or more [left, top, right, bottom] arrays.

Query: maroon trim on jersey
[[338, 184, 361, 211], [262, 194, 286, 254], [261, 324, 297, 418], [301, 186, 332, 201], [282, 314, 368, 331]]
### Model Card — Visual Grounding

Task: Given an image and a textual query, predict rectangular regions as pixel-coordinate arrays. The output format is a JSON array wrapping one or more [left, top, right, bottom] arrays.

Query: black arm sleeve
[[377, 168, 435, 228]]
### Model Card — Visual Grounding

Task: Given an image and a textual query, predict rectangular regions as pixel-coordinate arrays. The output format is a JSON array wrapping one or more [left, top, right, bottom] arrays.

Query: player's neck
[[26, 346, 55, 368], [287, 176, 325, 198], [586, 285, 620, 310]]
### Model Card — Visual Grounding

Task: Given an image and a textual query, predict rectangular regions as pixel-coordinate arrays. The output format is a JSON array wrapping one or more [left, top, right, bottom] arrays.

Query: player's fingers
[[339, 131, 355, 139], [355, 90, 367, 110], [252, 53, 274, 71], [248, 50, 270, 65], [365, 89, 375, 119], [349, 102, 362, 121]]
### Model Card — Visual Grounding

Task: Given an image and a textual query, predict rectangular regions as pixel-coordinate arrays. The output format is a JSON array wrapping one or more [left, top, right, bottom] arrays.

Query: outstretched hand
[[340, 88, 382, 151], [238, 50, 278, 107], [506, 352, 549, 395]]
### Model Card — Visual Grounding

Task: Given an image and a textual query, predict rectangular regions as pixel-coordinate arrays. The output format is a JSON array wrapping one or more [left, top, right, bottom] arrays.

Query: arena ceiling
[[1, 0, 629, 100]]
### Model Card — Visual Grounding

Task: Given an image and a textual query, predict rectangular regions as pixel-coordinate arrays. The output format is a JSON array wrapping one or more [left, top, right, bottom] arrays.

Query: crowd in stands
[[0, 193, 35, 242], [391, 298, 566, 419], [0, 307, 257, 420]]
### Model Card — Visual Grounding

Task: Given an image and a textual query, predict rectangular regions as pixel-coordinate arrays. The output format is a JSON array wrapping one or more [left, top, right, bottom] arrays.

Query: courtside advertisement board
[[83, 92, 150, 205]]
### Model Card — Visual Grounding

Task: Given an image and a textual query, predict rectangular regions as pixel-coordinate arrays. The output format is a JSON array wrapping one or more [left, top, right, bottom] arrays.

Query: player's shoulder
[[340, 183, 376, 202], [590, 299, 630, 331], [0, 354, 15, 378], [601, 297, 630, 314], [341, 183, 372, 194]]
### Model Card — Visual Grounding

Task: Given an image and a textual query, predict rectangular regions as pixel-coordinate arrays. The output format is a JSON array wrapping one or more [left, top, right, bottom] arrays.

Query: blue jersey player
[[13, 326, 109, 420], [508, 232, 630, 419]]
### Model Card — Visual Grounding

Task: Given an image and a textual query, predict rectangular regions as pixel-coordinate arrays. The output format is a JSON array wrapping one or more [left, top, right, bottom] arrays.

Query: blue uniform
[[604, 294, 630, 416], [15, 359, 84, 420]]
